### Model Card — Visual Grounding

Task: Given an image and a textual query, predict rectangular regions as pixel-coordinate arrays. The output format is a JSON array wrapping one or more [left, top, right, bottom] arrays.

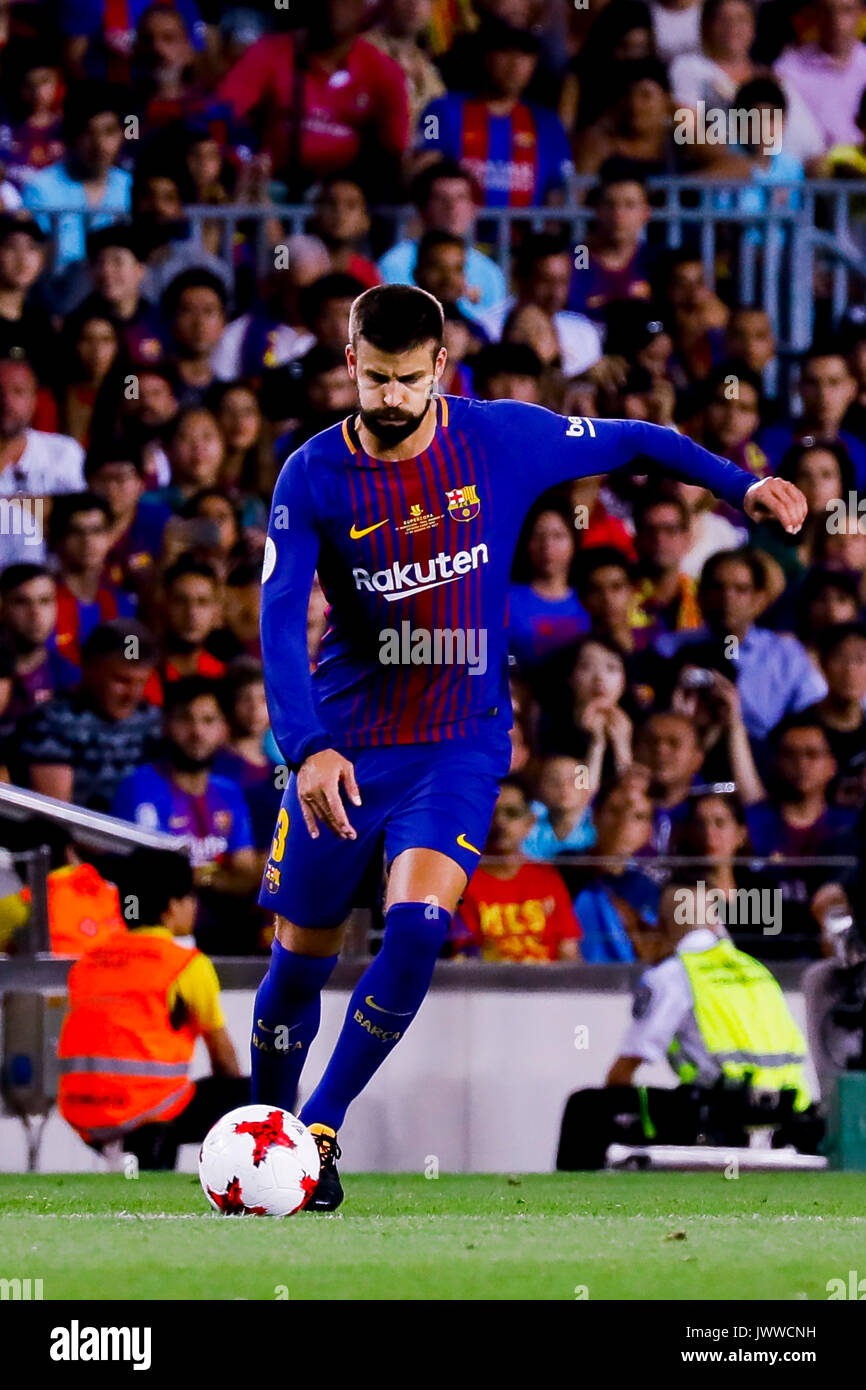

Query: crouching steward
[[58, 847, 248, 1168], [557, 877, 822, 1169]]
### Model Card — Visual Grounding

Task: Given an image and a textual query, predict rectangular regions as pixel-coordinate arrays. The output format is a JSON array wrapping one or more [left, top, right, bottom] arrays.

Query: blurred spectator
[[57, 309, 124, 446], [568, 164, 653, 321], [0, 213, 57, 390], [670, 0, 823, 164], [131, 161, 231, 304], [378, 159, 507, 314], [0, 564, 77, 747], [633, 709, 706, 852], [216, 0, 410, 199], [509, 497, 589, 675], [50, 491, 137, 670], [111, 675, 258, 905], [449, 778, 581, 960], [367, 0, 446, 129], [151, 405, 225, 507], [775, 0, 866, 153], [0, 39, 66, 180], [0, 357, 85, 564], [19, 618, 161, 808], [724, 306, 778, 383], [804, 622, 866, 777], [309, 176, 381, 289], [416, 21, 573, 207], [647, 0, 701, 64], [654, 249, 728, 384], [539, 635, 633, 781], [522, 754, 596, 859], [132, 5, 211, 131], [213, 657, 282, 854], [572, 774, 658, 962], [22, 82, 131, 272], [574, 59, 686, 178], [210, 235, 325, 382], [478, 232, 602, 376], [413, 229, 469, 309], [758, 345, 866, 487], [658, 548, 828, 742], [472, 341, 544, 403], [676, 479, 748, 580], [688, 361, 768, 476], [161, 268, 228, 404], [153, 556, 225, 689], [752, 440, 858, 589], [746, 713, 859, 955], [631, 490, 701, 639], [85, 441, 171, 598], [211, 380, 274, 500], [81, 225, 166, 367]]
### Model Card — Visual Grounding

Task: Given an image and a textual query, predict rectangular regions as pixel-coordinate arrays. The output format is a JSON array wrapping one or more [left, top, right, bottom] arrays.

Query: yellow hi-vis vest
[[668, 937, 812, 1111]]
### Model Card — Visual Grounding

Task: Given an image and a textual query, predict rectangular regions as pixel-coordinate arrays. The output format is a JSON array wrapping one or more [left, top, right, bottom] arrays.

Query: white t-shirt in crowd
[[669, 53, 825, 164], [0, 428, 85, 562], [474, 297, 603, 378], [681, 509, 748, 578], [648, 0, 702, 64]]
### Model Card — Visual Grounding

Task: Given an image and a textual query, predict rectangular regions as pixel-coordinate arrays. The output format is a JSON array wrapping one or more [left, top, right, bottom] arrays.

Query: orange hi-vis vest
[[21, 863, 126, 958], [58, 933, 200, 1143]]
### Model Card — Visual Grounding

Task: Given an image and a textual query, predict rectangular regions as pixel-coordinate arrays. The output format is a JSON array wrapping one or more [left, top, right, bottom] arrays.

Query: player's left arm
[[495, 405, 807, 531]]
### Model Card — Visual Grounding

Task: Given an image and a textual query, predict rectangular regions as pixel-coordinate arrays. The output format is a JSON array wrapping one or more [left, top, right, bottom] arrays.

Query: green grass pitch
[[2, 1171, 866, 1300]]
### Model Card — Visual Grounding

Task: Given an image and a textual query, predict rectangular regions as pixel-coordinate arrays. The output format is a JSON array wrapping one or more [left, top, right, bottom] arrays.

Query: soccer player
[[254, 283, 807, 1210]]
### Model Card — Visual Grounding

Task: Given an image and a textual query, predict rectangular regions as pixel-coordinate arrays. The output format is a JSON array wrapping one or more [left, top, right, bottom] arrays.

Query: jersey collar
[[341, 394, 449, 457]]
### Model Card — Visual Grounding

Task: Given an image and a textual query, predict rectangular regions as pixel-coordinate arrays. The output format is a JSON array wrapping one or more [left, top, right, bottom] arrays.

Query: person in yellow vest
[[556, 876, 822, 1169], [0, 818, 126, 957], [58, 847, 247, 1169]]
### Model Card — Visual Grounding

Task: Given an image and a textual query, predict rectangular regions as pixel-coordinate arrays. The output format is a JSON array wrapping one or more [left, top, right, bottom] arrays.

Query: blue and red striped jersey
[[416, 94, 572, 207], [261, 397, 756, 767]]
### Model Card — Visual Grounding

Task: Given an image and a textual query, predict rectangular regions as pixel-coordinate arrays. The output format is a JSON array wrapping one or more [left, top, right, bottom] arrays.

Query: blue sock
[[250, 941, 338, 1112], [299, 902, 450, 1133]]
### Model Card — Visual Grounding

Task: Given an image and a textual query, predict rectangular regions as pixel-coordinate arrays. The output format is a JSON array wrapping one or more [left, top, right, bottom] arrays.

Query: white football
[[198, 1105, 320, 1216]]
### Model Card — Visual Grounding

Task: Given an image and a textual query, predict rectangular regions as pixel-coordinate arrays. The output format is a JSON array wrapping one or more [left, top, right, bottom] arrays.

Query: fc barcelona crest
[[446, 484, 480, 521]]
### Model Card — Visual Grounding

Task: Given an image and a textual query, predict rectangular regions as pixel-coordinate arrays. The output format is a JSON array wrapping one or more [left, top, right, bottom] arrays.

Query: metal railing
[[27, 177, 866, 366]]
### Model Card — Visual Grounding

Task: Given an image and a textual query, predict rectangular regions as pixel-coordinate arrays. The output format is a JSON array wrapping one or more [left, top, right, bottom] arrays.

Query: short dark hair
[[84, 438, 147, 481], [48, 491, 112, 548], [416, 229, 465, 264], [163, 675, 222, 716], [575, 546, 635, 595], [115, 847, 194, 925], [410, 159, 478, 209], [81, 618, 158, 666], [733, 76, 786, 113], [62, 82, 125, 142], [514, 232, 571, 282], [703, 359, 764, 406], [634, 489, 690, 532], [349, 283, 444, 355], [802, 340, 853, 371], [769, 712, 833, 752], [0, 562, 53, 594], [86, 223, 143, 263], [777, 439, 856, 496], [472, 342, 543, 389], [163, 556, 219, 591], [161, 268, 228, 321], [699, 546, 766, 593], [300, 272, 366, 330], [815, 620, 866, 662]]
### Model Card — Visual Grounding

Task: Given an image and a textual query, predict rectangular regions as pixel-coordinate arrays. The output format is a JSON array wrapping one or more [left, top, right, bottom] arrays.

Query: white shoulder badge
[[262, 536, 277, 583]]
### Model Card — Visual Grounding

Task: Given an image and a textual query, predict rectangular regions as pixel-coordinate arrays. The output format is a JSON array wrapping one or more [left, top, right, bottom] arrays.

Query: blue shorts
[[258, 735, 512, 928]]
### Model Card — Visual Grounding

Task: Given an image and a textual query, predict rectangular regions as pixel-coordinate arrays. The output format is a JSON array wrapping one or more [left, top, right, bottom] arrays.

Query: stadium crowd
[[0, 0, 864, 963]]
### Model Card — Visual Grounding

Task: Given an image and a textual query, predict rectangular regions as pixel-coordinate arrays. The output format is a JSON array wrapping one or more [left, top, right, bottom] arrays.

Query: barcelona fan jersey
[[417, 94, 572, 207], [261, 396, 757, 769]]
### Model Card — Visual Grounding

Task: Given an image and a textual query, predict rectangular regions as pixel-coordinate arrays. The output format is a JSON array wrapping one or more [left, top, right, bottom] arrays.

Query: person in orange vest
[[1, 818, 126, 957], [58, 847, 247, 1169]]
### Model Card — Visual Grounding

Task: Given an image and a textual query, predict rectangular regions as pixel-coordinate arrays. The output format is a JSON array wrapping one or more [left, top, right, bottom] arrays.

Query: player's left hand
[[743, 476, 807, 533]]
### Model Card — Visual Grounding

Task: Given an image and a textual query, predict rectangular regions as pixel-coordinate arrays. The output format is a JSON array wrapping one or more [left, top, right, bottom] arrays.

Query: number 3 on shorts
[[271, 808, 289, 862]]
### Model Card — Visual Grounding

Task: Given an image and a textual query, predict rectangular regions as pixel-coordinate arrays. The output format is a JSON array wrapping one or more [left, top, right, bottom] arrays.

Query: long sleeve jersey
[[261, 396, 756, 767]]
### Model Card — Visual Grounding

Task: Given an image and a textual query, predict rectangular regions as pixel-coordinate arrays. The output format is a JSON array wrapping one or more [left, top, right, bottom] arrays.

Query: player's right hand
[[297, 749, 362, 841]]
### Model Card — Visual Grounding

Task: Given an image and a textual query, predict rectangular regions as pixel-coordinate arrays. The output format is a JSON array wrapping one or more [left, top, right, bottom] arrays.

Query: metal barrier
[[26, 178, 866, 362]]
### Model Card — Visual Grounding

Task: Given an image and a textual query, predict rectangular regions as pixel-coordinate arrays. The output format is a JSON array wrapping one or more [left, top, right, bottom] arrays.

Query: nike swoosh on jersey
[[350, 518, 389, 539], [456, 833, 481, 854], [365, 994, 414, 1016]]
